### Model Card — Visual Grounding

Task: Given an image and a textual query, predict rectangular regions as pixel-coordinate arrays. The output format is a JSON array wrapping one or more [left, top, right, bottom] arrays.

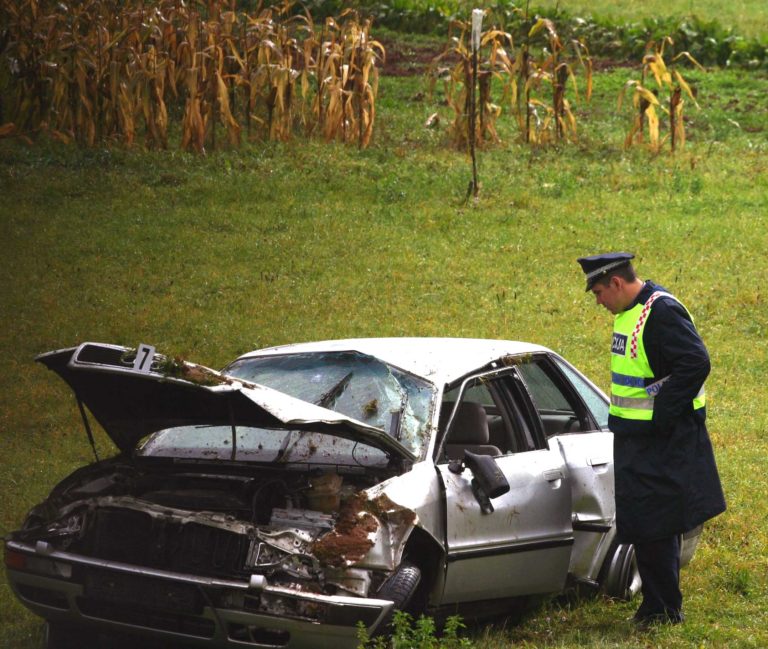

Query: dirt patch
[[311, 492, 417, 568], [377, 34, 638, 77], [368, 493, 417, 528], [312, 493, 378, 567], [378, 35, 448, 77]]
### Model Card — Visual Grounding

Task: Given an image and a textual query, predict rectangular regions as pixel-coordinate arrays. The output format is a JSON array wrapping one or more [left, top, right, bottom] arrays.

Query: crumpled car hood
[[38, 343, 417, 461]]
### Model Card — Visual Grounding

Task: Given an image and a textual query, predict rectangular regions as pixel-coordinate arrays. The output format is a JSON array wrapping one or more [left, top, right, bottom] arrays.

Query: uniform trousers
[[633, 535, 683, 621]]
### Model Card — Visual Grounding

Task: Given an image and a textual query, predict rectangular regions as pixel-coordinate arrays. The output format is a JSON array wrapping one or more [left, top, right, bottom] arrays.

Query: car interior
[[438, 357, 600, 463]]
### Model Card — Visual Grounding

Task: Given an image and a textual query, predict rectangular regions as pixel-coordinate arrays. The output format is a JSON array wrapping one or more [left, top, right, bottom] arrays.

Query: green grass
[[1, 60, 768, 647], [362, 0, 768, 38], [534, 0, 768, 39]]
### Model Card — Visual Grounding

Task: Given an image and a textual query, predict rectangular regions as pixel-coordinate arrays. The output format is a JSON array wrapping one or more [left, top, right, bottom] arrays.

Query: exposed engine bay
[[13, 459, 407, 599]]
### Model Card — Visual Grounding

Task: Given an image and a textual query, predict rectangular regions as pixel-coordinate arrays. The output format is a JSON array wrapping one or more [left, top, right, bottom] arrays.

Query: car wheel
[[373, 561, 422, 633], [599, 542, 642, 601], [45, 623, 99, 649]]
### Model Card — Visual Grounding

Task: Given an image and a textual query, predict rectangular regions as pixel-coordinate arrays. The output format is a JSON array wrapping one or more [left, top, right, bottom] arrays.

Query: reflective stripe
[[611, 394, 655, 411], [613, 372, 705, 397], [611, 371, 648, 388], [645, 375, 670, 396]]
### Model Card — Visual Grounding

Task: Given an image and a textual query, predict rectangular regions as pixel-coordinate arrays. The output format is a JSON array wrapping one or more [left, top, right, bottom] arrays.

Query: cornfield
[[428, 10, 592, 150], [0, 0, 384, 150]]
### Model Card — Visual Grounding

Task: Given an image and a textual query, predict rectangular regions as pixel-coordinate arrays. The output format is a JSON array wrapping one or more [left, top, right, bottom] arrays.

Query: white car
[[5, 339, 701, 648]]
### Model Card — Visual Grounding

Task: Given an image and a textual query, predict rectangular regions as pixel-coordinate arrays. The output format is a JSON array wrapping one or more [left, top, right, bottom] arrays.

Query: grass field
[[534, 0, 768, 38], [1, 35, 768, 649], [372, 0, 768, 37]]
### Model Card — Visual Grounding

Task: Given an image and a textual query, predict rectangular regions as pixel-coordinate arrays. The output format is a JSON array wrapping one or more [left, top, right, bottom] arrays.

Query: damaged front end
[[6, 460, 419, 647]]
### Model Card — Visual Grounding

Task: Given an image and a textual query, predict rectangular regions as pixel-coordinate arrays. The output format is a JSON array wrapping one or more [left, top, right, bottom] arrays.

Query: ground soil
[[378, 34, 637, 77]]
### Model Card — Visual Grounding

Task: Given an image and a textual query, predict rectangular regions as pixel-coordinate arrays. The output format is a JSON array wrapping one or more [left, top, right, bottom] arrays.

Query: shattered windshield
[[137, 425, 391, 468], [223, 351, 435, 458]]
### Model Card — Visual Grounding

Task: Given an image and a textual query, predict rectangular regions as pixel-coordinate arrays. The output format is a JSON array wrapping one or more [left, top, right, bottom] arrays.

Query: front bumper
[[5, 540, 392, 648]]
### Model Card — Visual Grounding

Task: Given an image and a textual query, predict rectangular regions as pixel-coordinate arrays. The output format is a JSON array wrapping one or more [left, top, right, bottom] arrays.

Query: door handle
[[543, 470, 564, 482]]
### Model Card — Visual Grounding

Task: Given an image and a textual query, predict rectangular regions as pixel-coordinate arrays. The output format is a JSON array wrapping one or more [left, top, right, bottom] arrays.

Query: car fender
[[313, 462, 440, 572]]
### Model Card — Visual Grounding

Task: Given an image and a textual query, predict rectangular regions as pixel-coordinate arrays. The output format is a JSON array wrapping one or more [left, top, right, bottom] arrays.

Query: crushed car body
[[4, 339, 703, 648]]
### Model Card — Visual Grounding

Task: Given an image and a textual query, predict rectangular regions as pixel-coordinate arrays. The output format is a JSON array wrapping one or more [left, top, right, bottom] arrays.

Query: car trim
[[5, 540, 393, 610], [572, 521, 613, 533], [445, 537, 574, 562], [8, 572, 390, 648]]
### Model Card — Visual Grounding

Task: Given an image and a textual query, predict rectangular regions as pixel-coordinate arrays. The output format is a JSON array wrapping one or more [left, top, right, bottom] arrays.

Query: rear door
[[436, 368, 574, 604]]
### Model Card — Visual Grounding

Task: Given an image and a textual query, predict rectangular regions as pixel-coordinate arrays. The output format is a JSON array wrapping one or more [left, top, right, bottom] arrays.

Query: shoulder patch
[[612, 333, 627, 356]]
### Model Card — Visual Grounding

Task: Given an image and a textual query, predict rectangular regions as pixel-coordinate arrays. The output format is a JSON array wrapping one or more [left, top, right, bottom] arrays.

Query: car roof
[[235, 338, 551, 385]]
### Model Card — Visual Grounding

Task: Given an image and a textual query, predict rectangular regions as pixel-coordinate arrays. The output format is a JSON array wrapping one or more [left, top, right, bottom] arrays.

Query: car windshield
[[221, 351, 435, 458], [137, 425, 392, 468]]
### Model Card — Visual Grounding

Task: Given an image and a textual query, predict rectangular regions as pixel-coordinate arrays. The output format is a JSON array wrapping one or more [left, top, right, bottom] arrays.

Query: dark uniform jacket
[[608, 281, 726, 543]]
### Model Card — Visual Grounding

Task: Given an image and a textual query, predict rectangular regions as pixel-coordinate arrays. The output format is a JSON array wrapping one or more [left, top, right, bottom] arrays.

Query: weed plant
[[356, 611, 474, 648]]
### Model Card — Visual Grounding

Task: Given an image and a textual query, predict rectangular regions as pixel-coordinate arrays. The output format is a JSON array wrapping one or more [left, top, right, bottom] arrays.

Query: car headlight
[[4, 547, 72, 579]]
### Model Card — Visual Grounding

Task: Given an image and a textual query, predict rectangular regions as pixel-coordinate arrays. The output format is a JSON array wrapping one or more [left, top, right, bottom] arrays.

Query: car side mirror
[[449, 450, 510, 514], [464, 450, 510, 499]]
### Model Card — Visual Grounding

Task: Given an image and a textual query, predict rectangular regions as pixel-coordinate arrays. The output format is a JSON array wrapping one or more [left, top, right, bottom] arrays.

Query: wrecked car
[[5, 339, 703, 648]]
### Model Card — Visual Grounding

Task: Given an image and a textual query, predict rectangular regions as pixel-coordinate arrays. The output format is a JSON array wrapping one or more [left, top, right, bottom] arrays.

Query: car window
[[439, 375, 533, 459], [554, 358, 610, 429], [515, 357, 597, 437], [223, 352, 435, 458]]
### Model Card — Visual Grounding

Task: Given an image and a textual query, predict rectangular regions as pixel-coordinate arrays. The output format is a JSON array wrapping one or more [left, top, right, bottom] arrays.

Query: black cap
[[577, 252, 635, 291]]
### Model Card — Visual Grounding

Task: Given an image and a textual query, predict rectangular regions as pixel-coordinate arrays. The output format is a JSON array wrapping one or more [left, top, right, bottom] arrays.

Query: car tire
[[599, 541, 642, 601], [373, 561, 422, 634], [45, 623, 99, 649]]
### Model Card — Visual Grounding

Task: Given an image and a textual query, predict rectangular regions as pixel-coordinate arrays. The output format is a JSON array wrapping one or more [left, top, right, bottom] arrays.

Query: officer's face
[[591, 277, 625, 314]]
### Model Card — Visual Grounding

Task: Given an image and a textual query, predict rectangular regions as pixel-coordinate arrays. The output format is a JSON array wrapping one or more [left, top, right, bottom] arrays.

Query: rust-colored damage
[[312, 493, 378, 567], [368, 493, 417, 529], [311, 492, 417, 568]]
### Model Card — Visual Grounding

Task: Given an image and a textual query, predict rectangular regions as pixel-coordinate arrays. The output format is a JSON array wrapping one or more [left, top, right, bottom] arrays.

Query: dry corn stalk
[[0, 0, 383, 150], [429, 20, 515, 150], [619, 37, 703, 153], [519, 18, 590, 144]]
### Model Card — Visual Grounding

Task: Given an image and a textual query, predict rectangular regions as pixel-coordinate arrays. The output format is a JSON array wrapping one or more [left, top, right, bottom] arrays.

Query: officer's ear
[[609, 275, 623, 291]]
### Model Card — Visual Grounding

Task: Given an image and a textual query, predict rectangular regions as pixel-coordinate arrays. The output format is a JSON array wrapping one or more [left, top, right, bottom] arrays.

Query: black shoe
[[633, 611, 685, 631]]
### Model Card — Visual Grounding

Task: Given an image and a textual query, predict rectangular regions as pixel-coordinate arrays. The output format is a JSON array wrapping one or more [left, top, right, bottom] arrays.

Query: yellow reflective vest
[[610, 291, 706, 420]]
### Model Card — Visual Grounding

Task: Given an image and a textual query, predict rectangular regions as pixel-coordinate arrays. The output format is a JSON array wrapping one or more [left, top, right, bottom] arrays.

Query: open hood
[[37, 343, 417, 462]]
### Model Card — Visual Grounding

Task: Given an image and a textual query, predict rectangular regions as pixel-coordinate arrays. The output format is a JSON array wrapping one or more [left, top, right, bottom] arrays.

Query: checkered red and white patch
[[630, 291, 667, 359]]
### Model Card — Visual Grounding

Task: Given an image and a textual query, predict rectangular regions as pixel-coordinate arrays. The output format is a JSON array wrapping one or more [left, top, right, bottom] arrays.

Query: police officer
[[577, 252, 726, 628]]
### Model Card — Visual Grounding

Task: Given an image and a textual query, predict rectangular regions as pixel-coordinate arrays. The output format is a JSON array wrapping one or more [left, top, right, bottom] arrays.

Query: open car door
[[436, 367, 574, 604]]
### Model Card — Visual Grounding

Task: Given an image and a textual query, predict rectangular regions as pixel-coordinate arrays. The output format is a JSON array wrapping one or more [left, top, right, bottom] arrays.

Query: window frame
[[513, 353, 602, 438], [435, 366, 542, 461]]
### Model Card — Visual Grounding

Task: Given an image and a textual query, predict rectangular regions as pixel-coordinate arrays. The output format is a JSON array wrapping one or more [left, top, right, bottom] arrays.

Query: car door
[[436, 368, 574, 605], [515, 354, 615, 583]]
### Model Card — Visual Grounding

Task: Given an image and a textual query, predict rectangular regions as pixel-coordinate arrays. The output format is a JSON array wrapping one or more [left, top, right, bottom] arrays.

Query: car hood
[[38, 343, 417, 461]]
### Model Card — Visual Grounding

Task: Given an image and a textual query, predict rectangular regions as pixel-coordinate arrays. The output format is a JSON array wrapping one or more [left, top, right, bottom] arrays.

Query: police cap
[[577, 252, 635, 291]]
